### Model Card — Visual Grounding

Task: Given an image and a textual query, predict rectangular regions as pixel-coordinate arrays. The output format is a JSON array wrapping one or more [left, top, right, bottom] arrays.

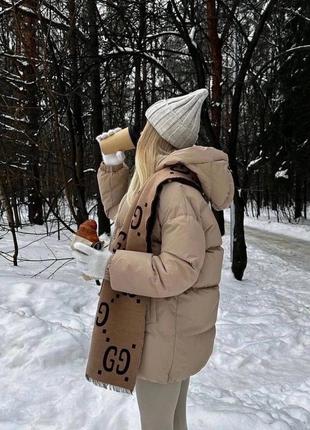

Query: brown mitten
[[76, 219, 100, 244]]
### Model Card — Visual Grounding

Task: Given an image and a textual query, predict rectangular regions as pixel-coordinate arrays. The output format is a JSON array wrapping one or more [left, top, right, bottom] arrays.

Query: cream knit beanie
[[145, 88, 208, 149]]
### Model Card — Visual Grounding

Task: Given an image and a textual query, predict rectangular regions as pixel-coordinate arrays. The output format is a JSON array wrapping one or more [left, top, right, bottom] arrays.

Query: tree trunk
[[206, 0, 222, 146], [16, 0, 43, 225], [86, 0, 111, 235], [68, 0, 88, 226], [232, 190, 247, 280], [228, 0, 278, 280], [133, 1, 147, 129], [206, 0, 225, 234], [134, 56, 142, 130], [294, 168, 302, 220], [303, 181, 308, 219], [0, 180, 18, 266]]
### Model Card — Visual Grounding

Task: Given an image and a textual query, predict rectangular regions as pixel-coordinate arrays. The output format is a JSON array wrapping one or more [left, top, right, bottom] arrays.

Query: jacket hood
[[155, 145, 234, 210]]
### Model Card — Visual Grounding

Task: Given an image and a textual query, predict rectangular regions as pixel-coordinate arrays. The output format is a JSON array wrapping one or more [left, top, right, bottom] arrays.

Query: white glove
[[96, 127, 122, 144], [95, 127, 125, 166], [102, 151, 125, 166], [72, 242, 113, 280]]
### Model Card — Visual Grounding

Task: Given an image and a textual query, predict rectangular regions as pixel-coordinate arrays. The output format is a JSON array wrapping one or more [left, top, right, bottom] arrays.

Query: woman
[[73, 89, 234, 430]]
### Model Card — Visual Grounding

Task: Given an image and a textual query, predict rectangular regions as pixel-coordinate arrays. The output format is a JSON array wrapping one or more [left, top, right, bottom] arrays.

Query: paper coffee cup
[[98, 127, 135, 154]]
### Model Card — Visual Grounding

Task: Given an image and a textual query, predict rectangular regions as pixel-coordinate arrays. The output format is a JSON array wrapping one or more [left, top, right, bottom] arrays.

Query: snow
[[83, 168, 97, 174], [247, 156, 262, 169], [261, 0, 272, 14], [108, 47, 136, 54], [189, 27, 195, 40], [0, 0, 24, 17], [285, 45, 310, 54], [19, 6, 35, 14], [0, 161, 27, 171], [189, 27, 197, 49], [146, 31, 180, 39], [224, 208, 310, 242], [0, 217, 310, 429], [285, 8, 310, 24], [248, 25, 255, 43], [107, 47, 166, 70], [1, 114, 30, 124], [275, 169, 288, 179], [0, 122, 26, 134]]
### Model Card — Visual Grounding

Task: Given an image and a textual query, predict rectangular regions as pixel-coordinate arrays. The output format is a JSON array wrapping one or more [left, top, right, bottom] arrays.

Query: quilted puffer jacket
[[97, 146, 234, 383]]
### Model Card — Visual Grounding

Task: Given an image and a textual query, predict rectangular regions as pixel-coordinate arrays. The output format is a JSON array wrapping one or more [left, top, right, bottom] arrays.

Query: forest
[[0, 0, 309, 280]]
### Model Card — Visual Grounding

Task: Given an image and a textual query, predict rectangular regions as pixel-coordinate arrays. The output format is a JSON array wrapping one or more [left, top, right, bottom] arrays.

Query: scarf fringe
[[85, 374, 133, 395]]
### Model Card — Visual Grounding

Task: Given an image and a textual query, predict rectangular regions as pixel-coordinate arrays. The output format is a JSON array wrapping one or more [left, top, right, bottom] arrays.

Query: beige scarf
[[85, 164, 202, 394]]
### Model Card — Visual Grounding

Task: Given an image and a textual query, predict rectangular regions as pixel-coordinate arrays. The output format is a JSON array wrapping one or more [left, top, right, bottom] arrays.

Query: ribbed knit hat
[[145, 88, 208, 149]]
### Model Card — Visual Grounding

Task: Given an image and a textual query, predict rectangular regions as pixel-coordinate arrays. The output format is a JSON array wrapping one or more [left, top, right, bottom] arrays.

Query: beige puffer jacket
[[97, 146, 234, 384]]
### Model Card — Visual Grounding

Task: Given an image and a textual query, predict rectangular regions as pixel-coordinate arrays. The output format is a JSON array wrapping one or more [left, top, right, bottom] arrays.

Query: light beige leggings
[[135, 377, 190, 430]]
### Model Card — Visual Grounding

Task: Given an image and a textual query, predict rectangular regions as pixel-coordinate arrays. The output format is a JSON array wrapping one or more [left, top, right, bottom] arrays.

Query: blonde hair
[[126, 121, 176, 207]]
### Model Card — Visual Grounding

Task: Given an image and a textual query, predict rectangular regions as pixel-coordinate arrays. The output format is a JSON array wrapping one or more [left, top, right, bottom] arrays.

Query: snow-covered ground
[[0, 217, 310, 430], [224, 207, 310, 242]]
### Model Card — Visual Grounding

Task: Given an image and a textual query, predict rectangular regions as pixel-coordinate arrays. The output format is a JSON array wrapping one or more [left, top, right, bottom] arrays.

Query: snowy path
[[244, 225, 310, 273], [0, 223, 310, 429]]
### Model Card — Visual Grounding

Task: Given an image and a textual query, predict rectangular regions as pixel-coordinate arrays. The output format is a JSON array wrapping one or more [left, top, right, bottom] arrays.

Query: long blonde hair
[[126, 121, 176, 207]]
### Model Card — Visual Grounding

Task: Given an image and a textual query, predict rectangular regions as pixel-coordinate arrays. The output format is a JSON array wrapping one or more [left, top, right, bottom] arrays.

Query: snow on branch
[[0, 0, 87, 41], [261, 0, 276, 15], [285, 45, 310, 54], [284, 7, 310, 23], [106, 47, 185, 93], [275, 169, 288, 179], [247, 157, 262, 169], [1, 114, 30, 124], [146, 31, 181, 39], [0, 0, 24, 18], [0, 161, 27, 171]]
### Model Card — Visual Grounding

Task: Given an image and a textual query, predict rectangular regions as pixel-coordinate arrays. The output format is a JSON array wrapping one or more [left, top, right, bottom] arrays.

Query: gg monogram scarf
[[85, 164, 202, 394]]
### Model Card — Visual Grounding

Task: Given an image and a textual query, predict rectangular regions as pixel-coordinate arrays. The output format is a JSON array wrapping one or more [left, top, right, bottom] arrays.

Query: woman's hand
[[96, 127, 125, 166], [102, 151, 125, 166], [96, 127, 122, 145], [72, 242, 113, 280]]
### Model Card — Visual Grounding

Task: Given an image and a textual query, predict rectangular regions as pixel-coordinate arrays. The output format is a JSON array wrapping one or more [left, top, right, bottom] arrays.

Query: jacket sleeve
[[97, 161, 130, 221], [108, 183, 206, 298]]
